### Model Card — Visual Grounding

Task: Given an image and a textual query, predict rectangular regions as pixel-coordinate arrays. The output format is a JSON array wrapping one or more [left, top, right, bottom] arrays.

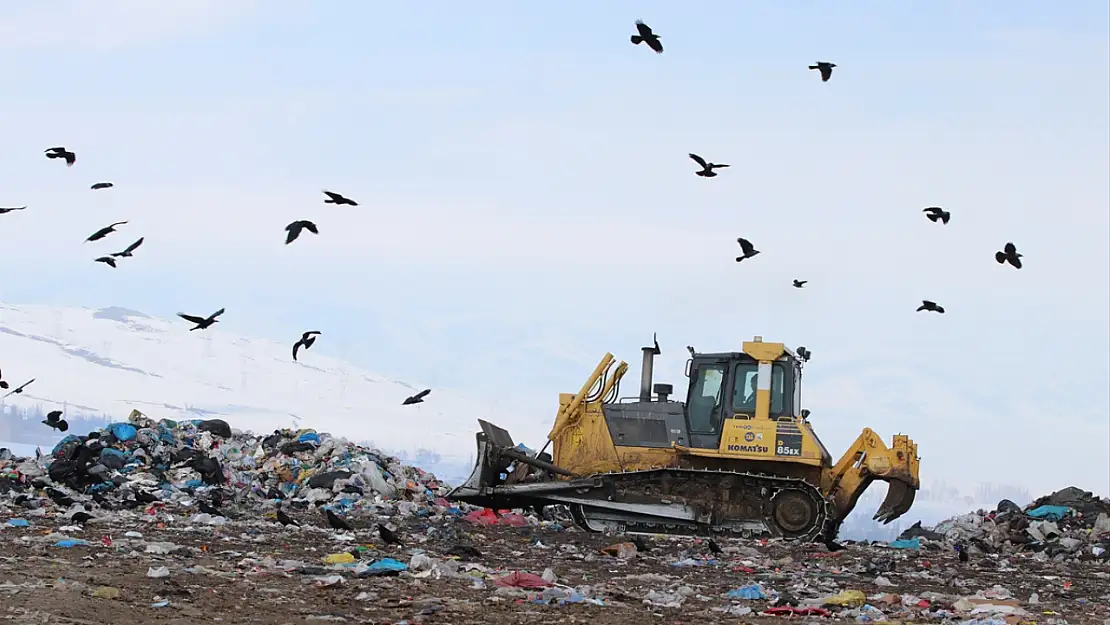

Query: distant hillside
[[0, 302, 527, 460]]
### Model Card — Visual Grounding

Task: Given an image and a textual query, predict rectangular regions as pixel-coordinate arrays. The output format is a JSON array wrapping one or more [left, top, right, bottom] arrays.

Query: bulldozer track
[[564, 467, 834, 542]]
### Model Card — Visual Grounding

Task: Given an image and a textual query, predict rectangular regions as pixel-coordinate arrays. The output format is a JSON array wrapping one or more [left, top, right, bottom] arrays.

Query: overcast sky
[[0, 1, 1107, 497]]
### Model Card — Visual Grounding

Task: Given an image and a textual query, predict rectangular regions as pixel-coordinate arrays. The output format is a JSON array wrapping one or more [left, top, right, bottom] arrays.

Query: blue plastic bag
[[108, 423, 138, 442], [1026, 505, 1071, 521], [889, 537, 921, 549], [728, 584, 767, 600]]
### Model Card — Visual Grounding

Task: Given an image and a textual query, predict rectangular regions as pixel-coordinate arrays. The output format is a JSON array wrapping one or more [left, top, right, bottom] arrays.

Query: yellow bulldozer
[[448, 336, 920, 541]]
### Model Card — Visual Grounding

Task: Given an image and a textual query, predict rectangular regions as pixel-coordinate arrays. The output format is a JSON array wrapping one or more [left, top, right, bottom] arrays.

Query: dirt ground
[[1, 514, 1107, 625]]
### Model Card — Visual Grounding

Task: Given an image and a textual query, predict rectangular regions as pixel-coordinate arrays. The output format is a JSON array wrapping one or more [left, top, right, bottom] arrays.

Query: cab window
[[730, 363, 787, 415], [730, 363, 759, 412], [687, 364, 725, 433]]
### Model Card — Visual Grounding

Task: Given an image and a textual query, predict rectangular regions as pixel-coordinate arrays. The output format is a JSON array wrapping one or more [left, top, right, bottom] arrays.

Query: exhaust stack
[[639, 347, 655, 402], [639, 332, 662, 402]]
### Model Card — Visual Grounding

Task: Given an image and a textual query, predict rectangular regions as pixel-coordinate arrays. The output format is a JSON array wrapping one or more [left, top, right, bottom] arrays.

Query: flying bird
[[735, 237, 760, 262], [323, 190, 358, 206], [688, 153, 729, 177], [45, 146, 76, 166], [85, 221, 127, 242], [90, 182, 114, 190], [324, 508, 352, 532], [177, 308, 225, 331], [923, 206, 951, 224], [94, 256, 117, 268], [402, 389, 431, 405], [0, 206, 26, 215], [809, 61, 836, 82], [292, 331, 322, 361], [792, 279, 807, 288], [42, 410, 69, 433], [285, 220, 319, 245], [995, 242, 1022, 269], [3, 378, 35, 399], [917, 300, 945, 314], [630, 20, 663, 54], [110, 237, 144, 258]]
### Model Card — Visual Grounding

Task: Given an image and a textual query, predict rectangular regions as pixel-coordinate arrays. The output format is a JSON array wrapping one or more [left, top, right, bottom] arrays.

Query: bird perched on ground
[[402, 389, 431, 405], [923, 206, 951, 224], [995, 242, 1022, 269], [2, 378, 34, 399], [85, 221, 127, 242], [809, 61, 836, 82], [0, 206, 26, 215], [324, 508, 352, 531], [323, 190, 358, 206], [70, 511, 94, 524], [688, 153, 729, 177], [793, 279, 807, 288], [110, 237, 144, 258], [284, 220, 319, 244], [177, 308, 225, 331], [45, 487, 75, 507], [378, 524, 404, 546], [198, 500, 224, 517], [446, 543, 482, 560], [42, 410, 69, 432], [45, 146, 76, 166], [94, 256, 117, 268], [735, 237, 760, 262], [630, 20, 663, 53], [917, 300, 945, 314], [276, 504, 299, 527], [955, 543, 969, 563], [292, 331, 321, 361], [707, 538, 723, 555], [90, 182, 113, 190], [824, 538, 847, 552]]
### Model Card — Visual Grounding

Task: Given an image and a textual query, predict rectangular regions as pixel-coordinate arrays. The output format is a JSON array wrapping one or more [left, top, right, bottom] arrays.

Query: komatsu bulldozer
[[448, 336, 920, 541]]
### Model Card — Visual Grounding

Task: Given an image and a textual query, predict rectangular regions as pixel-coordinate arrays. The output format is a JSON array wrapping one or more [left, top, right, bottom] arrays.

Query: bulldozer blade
[[873, 480, 916, 524]]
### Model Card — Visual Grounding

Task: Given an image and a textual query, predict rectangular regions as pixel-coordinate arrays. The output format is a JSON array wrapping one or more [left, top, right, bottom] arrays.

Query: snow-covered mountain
[[0, 302, 530, 463]]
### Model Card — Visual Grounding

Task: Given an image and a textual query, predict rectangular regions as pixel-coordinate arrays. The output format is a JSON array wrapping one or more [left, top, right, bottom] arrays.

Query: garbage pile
[[0, 409, 453, 516], [899, 486, 1110, 562]]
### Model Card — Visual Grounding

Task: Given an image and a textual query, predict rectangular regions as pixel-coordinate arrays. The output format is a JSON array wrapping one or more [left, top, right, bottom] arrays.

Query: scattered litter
[[2, 426, 1106, 623]]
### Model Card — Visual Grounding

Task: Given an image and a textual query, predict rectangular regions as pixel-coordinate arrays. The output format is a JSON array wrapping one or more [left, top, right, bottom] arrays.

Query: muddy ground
[[1, 513, 1107, 625]]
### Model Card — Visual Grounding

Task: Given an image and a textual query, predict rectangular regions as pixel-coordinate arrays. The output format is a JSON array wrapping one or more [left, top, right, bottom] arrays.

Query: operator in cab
[[737, 372, 757, 411]]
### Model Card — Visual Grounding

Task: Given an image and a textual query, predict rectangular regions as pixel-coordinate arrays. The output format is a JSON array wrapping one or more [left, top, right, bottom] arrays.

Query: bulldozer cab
[[684, 350, 798, 450]]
